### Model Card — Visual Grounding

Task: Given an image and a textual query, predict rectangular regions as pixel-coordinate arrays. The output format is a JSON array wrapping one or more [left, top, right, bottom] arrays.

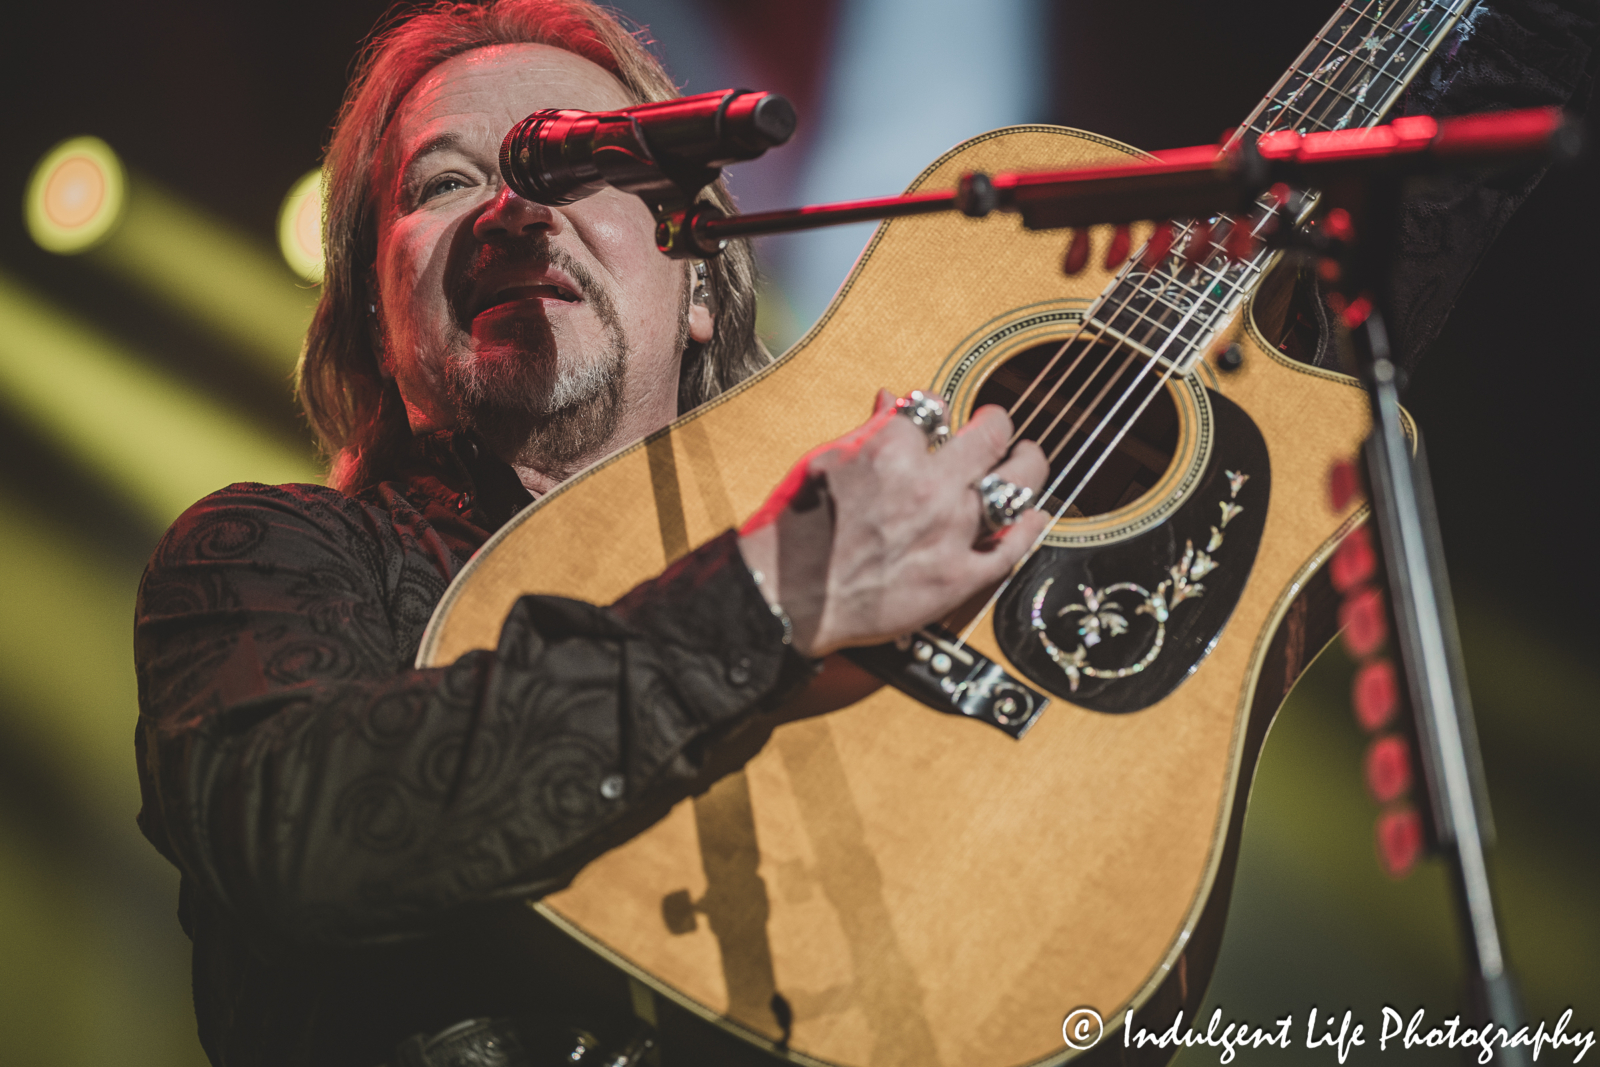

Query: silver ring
[[975, 472, 1034, 533], [894, 390, 949, 448]]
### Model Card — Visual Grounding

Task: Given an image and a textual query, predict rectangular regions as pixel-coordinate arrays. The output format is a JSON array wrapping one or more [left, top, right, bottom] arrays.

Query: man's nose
[[473, 185, 565, 241]]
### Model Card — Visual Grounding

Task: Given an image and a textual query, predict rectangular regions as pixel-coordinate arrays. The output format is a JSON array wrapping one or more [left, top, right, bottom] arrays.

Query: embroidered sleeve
[[135, 483, 804, 944]]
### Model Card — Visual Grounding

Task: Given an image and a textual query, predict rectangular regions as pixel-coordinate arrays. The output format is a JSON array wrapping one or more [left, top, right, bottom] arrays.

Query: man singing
[[134, 2, 1047, 1064], [135, 0, 1600, 1063]]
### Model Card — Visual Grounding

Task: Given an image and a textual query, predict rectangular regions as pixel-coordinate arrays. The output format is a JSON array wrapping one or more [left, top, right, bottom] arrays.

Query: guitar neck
[[1238, 0, 1483, 141], [1085, 0, 1482, 376]]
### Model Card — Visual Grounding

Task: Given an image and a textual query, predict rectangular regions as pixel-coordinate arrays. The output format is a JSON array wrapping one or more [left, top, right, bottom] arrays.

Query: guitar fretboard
[[1242, 0, 1480, 140], [1082, 0, 1481, 375]]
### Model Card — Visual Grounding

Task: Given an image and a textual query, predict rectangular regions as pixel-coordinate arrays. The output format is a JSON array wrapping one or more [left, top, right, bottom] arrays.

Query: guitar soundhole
[[973, 339, 1180, 519]]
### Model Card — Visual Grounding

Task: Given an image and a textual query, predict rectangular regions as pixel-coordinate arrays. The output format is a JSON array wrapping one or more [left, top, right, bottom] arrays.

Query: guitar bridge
[[843, 624, 1049, 739]]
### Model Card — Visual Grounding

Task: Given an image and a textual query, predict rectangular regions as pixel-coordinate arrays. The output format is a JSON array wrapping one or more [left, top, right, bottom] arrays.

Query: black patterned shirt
[[134, 431, 807, 1066]]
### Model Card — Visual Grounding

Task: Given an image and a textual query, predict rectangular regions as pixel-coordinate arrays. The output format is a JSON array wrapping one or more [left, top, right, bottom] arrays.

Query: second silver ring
[[974, 472, 1034, 533]]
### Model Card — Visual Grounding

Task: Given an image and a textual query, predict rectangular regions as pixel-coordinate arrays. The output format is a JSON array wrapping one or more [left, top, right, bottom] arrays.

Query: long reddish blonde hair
[[299, 0, 768, 491]]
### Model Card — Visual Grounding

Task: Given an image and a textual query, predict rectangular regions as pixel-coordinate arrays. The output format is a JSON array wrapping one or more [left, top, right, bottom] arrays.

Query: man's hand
[[738, 390, 1050, 659]]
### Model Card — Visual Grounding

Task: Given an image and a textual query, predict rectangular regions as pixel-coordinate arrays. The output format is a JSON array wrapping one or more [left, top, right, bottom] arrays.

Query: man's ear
[[688, 301, 714, 344], [689, 261, 714, 344]]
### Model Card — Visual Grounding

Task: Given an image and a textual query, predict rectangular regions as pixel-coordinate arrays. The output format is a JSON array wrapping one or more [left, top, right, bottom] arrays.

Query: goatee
[[443, 250, 628, 481]]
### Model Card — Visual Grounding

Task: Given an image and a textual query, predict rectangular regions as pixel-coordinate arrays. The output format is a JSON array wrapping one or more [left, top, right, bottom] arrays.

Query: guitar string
[[948, 275, 1203, 649], [992, 238, 1205, 508], [1030, 236, 1236, 469], [1026, 218, 1259, 478], [943, 0, 1458, 658], [988, 0, 1394, 449], [1034, 221, 1250, 490], [947, 220, 1243, 651], [1001, 26, 1362, 443], [1270, 0, 1396, 135], [1227, 0, 1380, 144], [1000, 216, 1256, 522], [1001, 241, 1211, 510], [1008, 0, 1457, 489], [1000, 0, 1436, 487], [1283, 0, 1414, 133], [944, 0, 1436, 650], [1235, 0, 1424, 143], [1002, 240, 1183, 451], [1005, 209, 1264, 468], [1016, 0, 1474, 538], [1255, 0, 1443, 139], [1244, 0, 1472, 143], [951, 208, 1283, 651]]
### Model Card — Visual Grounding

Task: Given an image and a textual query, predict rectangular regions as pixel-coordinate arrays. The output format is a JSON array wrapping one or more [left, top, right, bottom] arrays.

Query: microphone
[[499, 88, 796, 209]]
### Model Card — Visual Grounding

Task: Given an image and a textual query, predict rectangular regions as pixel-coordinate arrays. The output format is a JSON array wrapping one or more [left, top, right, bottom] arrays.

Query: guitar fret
[[1120, 274, 1227, 323], [1053, 0, 1480, 387], [1094, 260, 1249, 365], [1322, 39, 1406, 82], [1093, 225, 1262, 331], [1300, 72, 1364, 111], [1093, 309, 1203, 361], [1079, 318, 1161, 365], [1242, 0, 1478, 139], [1105, 274, 1225, 338], [1132, 241, 1256, 311], [1100, 274, 1207, 342]]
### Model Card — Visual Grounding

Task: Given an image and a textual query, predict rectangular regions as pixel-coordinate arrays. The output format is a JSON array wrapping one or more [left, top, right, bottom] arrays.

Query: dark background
[[0, 2, 1594, 1064]]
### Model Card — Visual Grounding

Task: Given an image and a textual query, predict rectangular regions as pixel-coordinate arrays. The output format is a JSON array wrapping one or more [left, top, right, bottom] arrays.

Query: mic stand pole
[[1333, 175, 1530, 1064]]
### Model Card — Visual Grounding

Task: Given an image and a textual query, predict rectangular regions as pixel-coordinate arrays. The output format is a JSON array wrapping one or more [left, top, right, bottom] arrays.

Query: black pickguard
[[994, 388, 1270, 713]]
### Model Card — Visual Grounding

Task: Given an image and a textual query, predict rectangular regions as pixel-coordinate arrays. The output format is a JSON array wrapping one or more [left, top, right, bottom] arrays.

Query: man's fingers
[[972, 507, 1051, 576], [940, 403, 1013, 477], [988, 437, 1049, 497], [964, 437, 1049, 559]]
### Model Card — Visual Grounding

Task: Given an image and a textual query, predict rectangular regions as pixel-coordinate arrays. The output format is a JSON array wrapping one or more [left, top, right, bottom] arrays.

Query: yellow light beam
[[89, 176, 319, 375], [0, 269, 318, 532], [0, 493, 146, 821], [25, 137, 319, 375], [0, 492, 212, 1067]]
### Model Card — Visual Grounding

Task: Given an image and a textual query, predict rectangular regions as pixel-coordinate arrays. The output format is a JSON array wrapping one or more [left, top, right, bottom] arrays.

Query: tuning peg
[[1184, 219, 1214, 264], [1104, 224, 1132, 270], [1139, 221, 1177, 269], [1376, 806, 1423, 879], [1365, 734, 1414, 804], [1061, 227, 1091, 275], [1329, 524, 1375, 592], [1322, 206, 1355, 243], [1338, 585, 1388, 659], [1352, 657, 1400, 732], [1328, 458, 1362, 511]]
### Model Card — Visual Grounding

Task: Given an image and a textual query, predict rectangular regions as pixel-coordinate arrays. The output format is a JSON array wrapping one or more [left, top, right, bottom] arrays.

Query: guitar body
[[418, 125, 1379, 1067]]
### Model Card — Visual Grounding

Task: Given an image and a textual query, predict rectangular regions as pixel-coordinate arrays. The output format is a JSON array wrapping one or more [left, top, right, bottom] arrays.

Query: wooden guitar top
[[418, 125, 1375, 1067]]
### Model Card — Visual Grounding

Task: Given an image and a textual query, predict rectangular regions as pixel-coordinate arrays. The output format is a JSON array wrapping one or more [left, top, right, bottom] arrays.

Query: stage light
[[0, 269, 317, 531], [88, 177, 317, 374], [278, 168, 325, 282], [25, 136, 127, 254]]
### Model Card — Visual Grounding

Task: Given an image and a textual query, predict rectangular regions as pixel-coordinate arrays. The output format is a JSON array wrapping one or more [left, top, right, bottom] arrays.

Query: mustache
[[448, 240, 601, 329]]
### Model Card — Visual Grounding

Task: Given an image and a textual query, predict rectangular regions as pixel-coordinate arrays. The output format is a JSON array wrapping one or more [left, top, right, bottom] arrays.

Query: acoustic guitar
[[417, 2, 1476, 1064]]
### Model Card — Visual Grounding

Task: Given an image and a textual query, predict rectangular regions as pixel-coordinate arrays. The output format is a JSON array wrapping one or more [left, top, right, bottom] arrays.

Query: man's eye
[[421, 175, 469, 202]]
